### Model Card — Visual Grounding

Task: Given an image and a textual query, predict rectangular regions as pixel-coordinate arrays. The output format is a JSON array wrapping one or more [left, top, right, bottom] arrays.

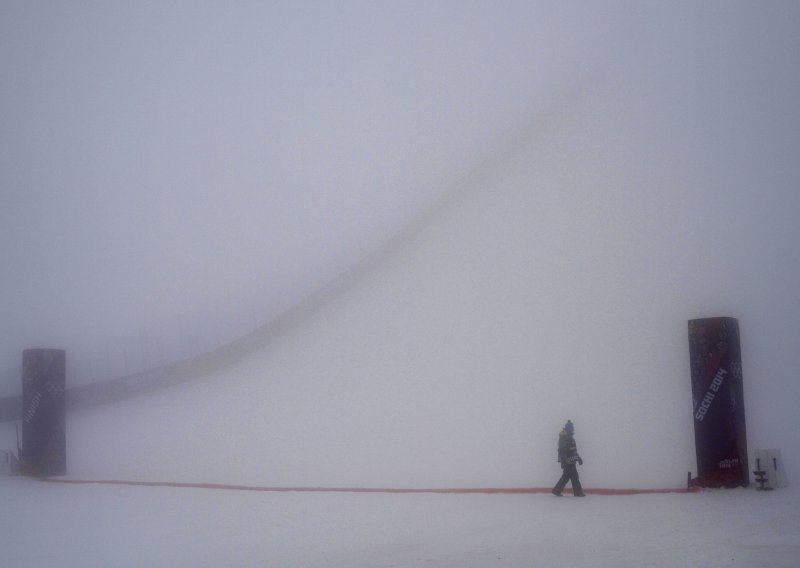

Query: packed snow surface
[[1, 477, 797, 567]]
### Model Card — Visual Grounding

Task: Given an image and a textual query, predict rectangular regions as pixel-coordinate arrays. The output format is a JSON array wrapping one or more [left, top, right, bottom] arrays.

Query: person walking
[[552, 420, 585, 496]]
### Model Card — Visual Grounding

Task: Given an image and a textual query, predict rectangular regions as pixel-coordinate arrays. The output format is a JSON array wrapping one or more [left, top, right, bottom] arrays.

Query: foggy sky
[[1, 2, 622, 380], [2, 3, 800, 486]]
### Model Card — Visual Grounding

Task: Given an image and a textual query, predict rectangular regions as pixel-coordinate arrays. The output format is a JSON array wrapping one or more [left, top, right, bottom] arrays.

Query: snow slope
[[2, 25, 799, 490], [37, 65, 795, 489], [1, 3, 798, 489]]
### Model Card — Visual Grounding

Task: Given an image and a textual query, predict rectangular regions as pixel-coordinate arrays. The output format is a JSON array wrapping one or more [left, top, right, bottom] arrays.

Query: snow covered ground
[[1, 477, 797, 567]]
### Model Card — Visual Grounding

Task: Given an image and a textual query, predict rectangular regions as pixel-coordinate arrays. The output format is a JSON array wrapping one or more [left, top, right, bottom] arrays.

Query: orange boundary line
[[40, 478, 700, 495]]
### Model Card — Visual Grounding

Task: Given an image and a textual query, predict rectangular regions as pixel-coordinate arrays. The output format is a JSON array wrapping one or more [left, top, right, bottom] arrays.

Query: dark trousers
[[553, 464, 584, 495]]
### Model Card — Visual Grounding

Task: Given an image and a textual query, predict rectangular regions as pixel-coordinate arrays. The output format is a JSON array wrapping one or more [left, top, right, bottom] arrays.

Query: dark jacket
[[557, 429, 581, 468]]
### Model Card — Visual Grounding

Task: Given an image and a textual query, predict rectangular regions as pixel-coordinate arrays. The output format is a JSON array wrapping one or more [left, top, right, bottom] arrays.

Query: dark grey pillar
[[21, 349, 66, 477]]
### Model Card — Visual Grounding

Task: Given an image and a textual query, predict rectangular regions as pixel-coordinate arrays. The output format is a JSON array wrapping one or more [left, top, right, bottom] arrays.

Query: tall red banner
[[21, 349, 66, 477], [688, 318, 748, 487]]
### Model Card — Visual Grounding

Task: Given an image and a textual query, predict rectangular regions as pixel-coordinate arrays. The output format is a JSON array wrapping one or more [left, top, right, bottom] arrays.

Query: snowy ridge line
[[40, 478, 699, 495]]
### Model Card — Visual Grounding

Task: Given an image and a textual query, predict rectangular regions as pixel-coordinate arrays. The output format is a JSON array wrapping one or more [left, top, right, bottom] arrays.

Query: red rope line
[[40, 478, 699, 495]]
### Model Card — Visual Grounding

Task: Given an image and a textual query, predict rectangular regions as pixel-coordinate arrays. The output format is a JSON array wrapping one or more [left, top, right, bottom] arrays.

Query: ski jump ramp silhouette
[[1, 83, 587, 420], [4, 80, 695, 493]]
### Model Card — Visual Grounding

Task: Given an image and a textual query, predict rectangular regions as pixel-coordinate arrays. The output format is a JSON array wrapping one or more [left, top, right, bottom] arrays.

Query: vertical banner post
[[21, 349, 67, 477], [687, 317, 748, 488]]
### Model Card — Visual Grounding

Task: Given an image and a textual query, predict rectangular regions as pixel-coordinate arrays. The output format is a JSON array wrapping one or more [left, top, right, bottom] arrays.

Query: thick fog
[[0, 2, 626, 387], [2, 3, 799, 488]]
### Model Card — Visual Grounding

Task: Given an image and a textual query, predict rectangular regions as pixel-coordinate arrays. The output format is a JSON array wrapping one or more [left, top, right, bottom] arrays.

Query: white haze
[[2, 2, 800, 489], [0, 2, 618, 381]]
